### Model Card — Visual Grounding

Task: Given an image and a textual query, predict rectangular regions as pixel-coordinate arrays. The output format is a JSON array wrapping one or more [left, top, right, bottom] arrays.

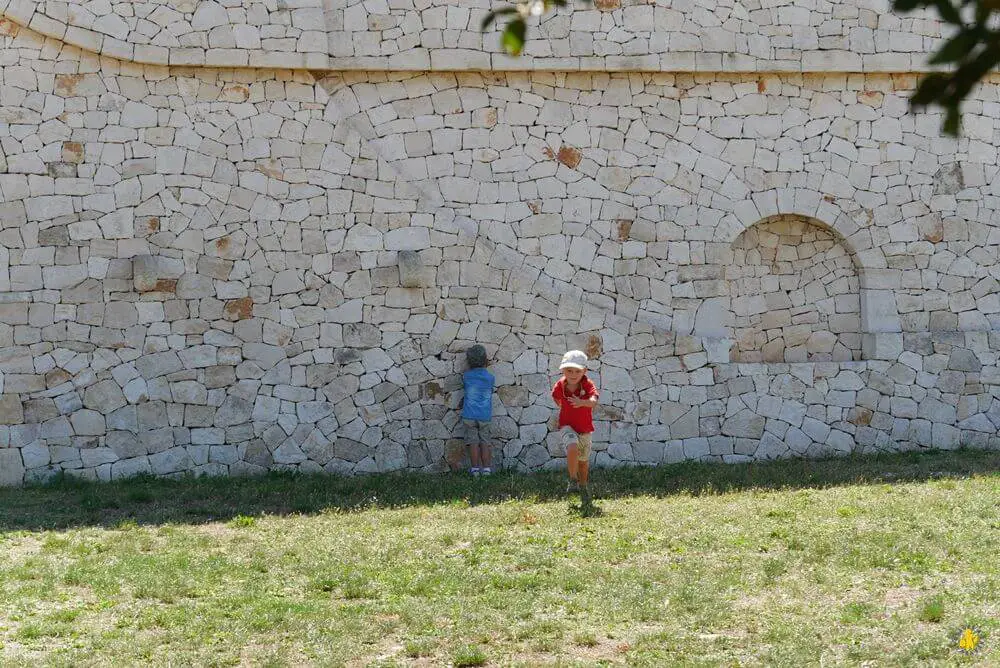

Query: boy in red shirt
[[552, 350, 599, 505]]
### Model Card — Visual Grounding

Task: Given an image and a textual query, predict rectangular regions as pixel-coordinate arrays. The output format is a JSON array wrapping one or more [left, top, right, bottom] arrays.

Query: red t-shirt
[[552, 376, 599, 434]]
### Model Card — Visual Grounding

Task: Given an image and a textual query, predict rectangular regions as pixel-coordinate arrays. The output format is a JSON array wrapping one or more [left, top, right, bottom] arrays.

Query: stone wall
[[328, 0, 943, 71], [0, 0, 328, 67], [1, 3, 1000, 485]]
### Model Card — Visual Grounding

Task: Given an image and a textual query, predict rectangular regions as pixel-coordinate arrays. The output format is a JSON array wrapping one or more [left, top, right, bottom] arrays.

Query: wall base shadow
[[2, 448, 999, 532]]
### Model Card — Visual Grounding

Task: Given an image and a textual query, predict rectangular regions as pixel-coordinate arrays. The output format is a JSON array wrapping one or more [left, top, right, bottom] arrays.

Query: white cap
[[559, 350, 588, 370]]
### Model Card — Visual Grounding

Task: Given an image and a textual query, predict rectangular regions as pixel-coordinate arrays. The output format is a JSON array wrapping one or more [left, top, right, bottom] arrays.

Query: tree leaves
[[482, 0, 582, 56], [893, 0, 1000, 135], [502, 18, 527, 56]]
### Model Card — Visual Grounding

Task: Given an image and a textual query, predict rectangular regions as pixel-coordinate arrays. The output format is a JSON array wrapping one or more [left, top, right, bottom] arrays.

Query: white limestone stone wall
[[0, 0, 328, 67], [328, 0, 944, 72], [1, 3, 999, 485]]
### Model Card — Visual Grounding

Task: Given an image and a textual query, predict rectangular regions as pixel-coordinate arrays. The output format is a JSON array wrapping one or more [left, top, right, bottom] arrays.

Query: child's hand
[[567, 396, 589, 408]]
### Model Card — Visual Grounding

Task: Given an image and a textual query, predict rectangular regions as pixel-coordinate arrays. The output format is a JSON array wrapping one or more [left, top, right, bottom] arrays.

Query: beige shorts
[[562, 428, 593, 462], [462, 419, 493, 445]]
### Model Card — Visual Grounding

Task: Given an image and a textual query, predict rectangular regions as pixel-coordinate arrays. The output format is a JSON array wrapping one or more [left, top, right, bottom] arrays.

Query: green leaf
[[933, 0, 963, 24], [927, 30, 979, 64], [910, 73, 950, 107], [502, 19, 527, 56], [942, 104, 961, 136]]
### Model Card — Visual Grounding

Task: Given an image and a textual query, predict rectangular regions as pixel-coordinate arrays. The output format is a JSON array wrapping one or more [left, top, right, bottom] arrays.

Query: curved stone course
[[0, 0, 328, 68]]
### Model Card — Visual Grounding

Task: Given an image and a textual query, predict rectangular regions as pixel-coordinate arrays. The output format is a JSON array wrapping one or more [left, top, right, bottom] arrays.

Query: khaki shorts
[[462, 419, 493, 444], [562, 428, 593, 462]]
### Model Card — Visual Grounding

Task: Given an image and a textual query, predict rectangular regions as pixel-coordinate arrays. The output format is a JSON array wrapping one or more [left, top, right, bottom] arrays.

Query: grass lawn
[[1, 450, 998, 666]]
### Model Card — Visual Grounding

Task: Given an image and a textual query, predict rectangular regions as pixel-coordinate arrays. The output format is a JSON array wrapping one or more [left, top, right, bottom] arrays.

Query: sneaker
[[481, 467, 492, 476], [566, 479, 579, 494], [470, 467, 481, 477]]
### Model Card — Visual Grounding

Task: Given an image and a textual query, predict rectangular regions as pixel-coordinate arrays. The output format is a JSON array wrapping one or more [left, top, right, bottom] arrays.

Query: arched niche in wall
[[727, 215, 862, 363]]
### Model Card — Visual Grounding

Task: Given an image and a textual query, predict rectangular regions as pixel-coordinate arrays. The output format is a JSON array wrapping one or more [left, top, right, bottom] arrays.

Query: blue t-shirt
[[462, 367, 494, 421]]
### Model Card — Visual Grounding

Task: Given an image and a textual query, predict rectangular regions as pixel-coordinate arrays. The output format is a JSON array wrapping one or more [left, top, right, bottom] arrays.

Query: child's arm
[[551, 381, 562, 407], [567, 396, 598, 408], [567, 378, 599, 408]]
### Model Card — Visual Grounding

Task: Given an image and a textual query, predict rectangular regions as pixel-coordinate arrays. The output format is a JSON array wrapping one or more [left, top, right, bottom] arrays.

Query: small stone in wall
[[423, 382, 447, 401], [47, 162, 76, 178], [224, 298, 254, 321], [595, 404, 624, 421], [54, 74, 84, 96], [557, 146, 582, 169], [445, 440, 466, 471], [151, 279, 178, 294], [595, 0, 620, 9], [585, 334, 602, 360], [0, 18, 20, 37], [615, 220, 632, 241], [920, 218, 943, 243], [848, 407, 873, 426], [62, 142, 84, 163], [138, 217, 160, 237], [219, 84, 250, 103], [0, 395, 23, 425]]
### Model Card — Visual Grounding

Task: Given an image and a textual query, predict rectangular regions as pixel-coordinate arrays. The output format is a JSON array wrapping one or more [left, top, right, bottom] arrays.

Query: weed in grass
[[342, 579, 378, 600], [403, 638, 436, 658], [451, 644, 487, 667], [763, 557, 788, 580], [16, 622, 71, 640], [573, 631, 598, 647], [229, 514, 257, 529], [918, 596, 946, 623], [840, 601, 876, 624], [312, 577, 337, 593]]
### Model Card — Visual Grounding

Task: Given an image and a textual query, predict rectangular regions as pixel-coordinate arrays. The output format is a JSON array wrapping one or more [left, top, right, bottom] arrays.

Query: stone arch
[[727, 215, 862, 362], [721, 189, 903, 339]]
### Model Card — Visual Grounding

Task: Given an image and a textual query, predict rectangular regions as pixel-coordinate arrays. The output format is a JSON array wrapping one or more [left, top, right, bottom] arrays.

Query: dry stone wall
[[1, 2, 999, 485], [0, 0, 328, 67], [328, 0, 943, 72]]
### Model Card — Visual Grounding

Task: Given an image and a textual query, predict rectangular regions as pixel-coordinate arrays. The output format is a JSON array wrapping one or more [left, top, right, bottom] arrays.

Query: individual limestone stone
[[0, 395, 23, 425], [272, 270, 305, 295], [83, 380, 127, 413], [948, 348, 981, 372], [70, 410, 106, 436], [297, 402, 334, 423], [721, 410, 764, 439], [149, 447, 192, 474], [0, 450, 24, 486], [21, 443, 50, 469], [398, 251, 434, 287], [112, 457, 152, 480], [215, 396, 253, 427]]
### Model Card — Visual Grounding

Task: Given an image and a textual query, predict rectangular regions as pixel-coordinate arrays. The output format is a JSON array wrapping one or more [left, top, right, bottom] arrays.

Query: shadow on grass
[[2, 448, 999, 531]]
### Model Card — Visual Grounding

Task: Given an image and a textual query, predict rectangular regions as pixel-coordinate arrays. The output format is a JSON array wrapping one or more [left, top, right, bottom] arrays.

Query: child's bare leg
[[578, 458, 589, 486], [480, 444, 492, 468], [469, 445, 481, 469], [566, 443, 579, 480]]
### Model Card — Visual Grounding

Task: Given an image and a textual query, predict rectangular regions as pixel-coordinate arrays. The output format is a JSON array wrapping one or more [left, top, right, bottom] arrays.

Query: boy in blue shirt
[[461, 344, 495, 476]]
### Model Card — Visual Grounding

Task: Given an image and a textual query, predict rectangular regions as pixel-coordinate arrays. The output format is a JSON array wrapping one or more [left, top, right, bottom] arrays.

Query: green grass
[[0, 449, 998, 666]]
